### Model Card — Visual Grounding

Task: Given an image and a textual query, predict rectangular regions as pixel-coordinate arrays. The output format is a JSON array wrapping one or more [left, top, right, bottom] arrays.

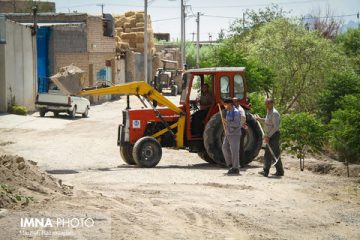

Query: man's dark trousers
[[264, 131, 284, 174]]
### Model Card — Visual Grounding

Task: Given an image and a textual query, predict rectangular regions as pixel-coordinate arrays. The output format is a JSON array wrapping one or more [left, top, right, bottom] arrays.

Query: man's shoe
[[258, 171, 269, 177], [272, 172, 284, 177], [227, 168, 240, 175]]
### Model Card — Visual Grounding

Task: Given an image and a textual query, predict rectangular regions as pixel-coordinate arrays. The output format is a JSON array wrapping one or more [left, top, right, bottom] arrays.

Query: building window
[[0, 15, 6, 44]]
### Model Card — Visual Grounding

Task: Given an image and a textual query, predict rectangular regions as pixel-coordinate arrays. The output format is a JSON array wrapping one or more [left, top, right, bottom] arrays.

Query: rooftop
[[185, 67, 245, 73]]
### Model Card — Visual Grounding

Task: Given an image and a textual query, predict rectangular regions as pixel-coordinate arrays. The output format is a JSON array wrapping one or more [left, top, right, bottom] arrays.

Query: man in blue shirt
[[222, 98, 242, 175]]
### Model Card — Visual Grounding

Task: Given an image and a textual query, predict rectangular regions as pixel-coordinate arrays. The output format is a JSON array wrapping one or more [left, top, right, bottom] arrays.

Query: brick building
[[6, 13, 119, 103]]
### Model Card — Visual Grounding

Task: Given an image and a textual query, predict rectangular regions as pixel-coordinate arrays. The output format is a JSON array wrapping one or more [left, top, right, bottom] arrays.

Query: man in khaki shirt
[[257, 99, 284, 177]]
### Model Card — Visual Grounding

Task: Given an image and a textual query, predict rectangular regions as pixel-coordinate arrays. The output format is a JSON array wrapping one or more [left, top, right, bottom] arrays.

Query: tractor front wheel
[[133, 137, 162, 168], [120, 143, 136, 165]]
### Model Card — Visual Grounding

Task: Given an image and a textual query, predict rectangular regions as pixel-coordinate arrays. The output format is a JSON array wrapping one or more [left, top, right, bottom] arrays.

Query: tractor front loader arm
[[79, 82, 186, 148], [79, 82, 182, 114]]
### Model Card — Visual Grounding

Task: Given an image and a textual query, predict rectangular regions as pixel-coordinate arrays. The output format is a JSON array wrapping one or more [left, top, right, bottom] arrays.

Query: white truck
[[35, 90, 90, 119]]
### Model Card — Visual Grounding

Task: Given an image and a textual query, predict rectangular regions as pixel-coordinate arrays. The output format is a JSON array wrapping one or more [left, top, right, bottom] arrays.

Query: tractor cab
[[181, 67, 249, 140]]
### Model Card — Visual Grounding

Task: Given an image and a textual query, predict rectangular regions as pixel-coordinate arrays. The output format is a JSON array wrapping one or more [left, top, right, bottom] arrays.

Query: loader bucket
[[50, 64, 85, 96]]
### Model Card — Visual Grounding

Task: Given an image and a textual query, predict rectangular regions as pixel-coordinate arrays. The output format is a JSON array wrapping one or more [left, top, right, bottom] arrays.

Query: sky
[[52, 0, 360, 41]]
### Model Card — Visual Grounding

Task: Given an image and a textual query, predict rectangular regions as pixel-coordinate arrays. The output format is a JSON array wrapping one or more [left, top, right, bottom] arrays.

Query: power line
[[190, 0, 328, 9], [58, 0, 328, 10], [202, 15, 238, 19], [302, 13, 358, 20], [152, 17, 180, 22], [202, 13, 359, 21]]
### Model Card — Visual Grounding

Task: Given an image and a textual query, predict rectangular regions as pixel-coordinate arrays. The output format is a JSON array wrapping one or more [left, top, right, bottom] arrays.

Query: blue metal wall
[[36, 27, 49, 93]]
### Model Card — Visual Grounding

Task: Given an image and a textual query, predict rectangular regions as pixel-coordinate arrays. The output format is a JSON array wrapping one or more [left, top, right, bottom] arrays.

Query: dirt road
[[0, 96, 359, 239]]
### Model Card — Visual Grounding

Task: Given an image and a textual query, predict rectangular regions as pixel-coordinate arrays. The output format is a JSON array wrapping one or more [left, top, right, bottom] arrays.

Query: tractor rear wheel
[[133, 137, 162, 168], [197, 151, 215, 164], [120, 143, 136, 165], [203, 111, 262, 166]]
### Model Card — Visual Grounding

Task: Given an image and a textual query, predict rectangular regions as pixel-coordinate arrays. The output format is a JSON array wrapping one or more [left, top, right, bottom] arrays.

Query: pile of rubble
[[114, 11, 155, 54], [0, 154, 72, 209]]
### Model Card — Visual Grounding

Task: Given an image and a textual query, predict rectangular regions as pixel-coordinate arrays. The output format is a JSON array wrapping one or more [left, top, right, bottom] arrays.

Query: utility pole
[[144, 0, 148, 83], [191, 32, 195, 42], [196, 12, 202, 68], [12, 0, 16, 12], [96, 3, 105, 15], [180, 0, 186, 68], [242, 12, 245, 29]]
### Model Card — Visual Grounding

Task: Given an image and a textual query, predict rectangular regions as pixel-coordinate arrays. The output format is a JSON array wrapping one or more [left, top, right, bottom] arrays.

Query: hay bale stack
[[125, 11, 136, 17], [114, 11, 154, 53]]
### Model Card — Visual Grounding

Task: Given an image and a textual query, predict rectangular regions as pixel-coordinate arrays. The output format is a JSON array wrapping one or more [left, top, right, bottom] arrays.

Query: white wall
[[0, 20, 37, 112]]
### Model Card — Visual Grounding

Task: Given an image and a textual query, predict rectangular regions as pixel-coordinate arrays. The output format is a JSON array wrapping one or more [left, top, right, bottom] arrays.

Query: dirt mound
[[0, 154, 72, 209]]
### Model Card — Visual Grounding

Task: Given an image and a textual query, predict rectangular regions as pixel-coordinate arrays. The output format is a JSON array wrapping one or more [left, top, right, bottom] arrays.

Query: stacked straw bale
[[114, 11, 155, 54]]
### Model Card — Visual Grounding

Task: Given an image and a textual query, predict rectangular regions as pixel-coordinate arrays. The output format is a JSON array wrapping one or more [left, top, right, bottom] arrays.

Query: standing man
[[233, 97, 247, 167], [257, 99, 284, 177], [222, 98, 242, 175]]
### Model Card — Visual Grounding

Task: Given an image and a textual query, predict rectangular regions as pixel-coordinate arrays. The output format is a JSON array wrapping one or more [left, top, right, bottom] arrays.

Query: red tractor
[[79, 67, 263, 167]]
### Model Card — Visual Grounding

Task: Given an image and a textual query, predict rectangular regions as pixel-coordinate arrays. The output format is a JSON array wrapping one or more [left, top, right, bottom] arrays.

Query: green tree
[[243, 19, 347, 113], [230, 4, 288, 34], [281, 112, 325, 166], [217, 29, 225, 42], [200, 38, 273, 93], [318, 71, 360, 123], [185, 42, 213, 69], [247, 92, 267, 116], [329, 94, 360, 164], [336, 27, 360, 71]]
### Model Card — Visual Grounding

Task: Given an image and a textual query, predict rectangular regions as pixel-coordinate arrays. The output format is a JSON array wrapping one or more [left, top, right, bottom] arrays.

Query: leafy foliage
[[185, 42, 213, 69], [336, 27, 360, 72], [247, 92, 267, 116], [8, 104, 27, 115], [318, 71, 360, 123], [243, 19, 346, 113], [230, 4, 288, 34], [329, 94, 360, 163], [281, 112, 325, 160]]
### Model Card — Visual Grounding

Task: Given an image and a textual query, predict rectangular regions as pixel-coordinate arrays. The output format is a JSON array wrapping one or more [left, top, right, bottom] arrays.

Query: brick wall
[[86, 16, 115, 54], [52, 24, 87, 53], [0, 1, 55, 13], [88, 52, 114, 83]]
